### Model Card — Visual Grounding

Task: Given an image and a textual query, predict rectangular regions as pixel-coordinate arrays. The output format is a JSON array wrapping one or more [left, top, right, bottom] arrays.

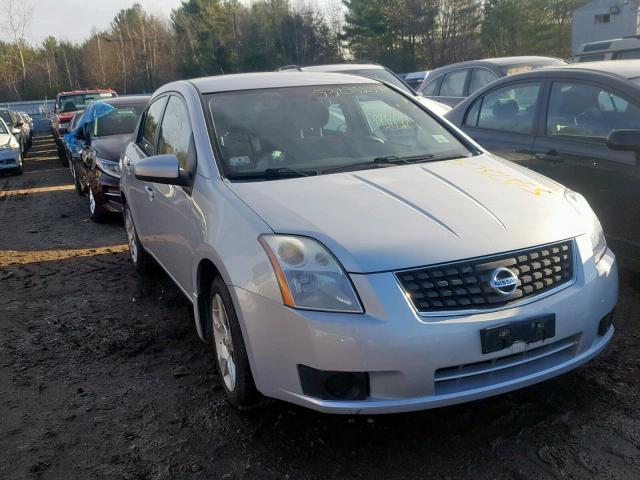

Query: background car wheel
[[208, 276, 261, 409], [124, 204, 149, 274], [14, 152, 23, 175], [70, 162, 84, 195], [88, 188, 108, 223], [58, 146, 69, 166]]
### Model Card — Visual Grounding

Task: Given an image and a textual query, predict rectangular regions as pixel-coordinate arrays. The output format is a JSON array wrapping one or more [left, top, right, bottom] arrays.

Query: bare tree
[[0, 0, 33, 83]]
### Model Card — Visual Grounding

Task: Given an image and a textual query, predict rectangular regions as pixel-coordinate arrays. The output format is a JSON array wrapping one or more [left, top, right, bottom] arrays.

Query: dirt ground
[[1, 136, 639, 480]]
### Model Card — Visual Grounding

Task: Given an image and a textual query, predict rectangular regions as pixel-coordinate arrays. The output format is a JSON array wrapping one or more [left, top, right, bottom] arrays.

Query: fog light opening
[[598, 309, 615, 336], [298, 365, 368, 401]]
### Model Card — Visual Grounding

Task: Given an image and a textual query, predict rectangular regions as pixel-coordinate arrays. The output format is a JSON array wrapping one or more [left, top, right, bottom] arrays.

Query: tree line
[[0, 0, 583, 102]]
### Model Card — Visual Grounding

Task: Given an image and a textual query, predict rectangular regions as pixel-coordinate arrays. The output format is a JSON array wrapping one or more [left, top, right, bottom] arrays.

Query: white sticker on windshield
[[229, 156, 252, 168], [432, 134, 449, 143]]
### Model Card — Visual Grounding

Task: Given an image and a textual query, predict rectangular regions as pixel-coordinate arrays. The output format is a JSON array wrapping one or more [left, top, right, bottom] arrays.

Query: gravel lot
[[1, 136, 639, 480]]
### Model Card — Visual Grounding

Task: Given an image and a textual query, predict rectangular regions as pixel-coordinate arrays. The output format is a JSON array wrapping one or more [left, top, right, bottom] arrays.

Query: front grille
[[396, 240, 574, 313]]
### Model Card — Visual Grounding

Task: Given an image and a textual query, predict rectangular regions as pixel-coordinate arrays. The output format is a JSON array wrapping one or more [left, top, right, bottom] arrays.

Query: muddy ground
[[0, 136, 639, 480]]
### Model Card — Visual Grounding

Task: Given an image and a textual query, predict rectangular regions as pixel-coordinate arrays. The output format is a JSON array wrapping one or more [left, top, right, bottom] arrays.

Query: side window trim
[[137, 94, 169, 157]]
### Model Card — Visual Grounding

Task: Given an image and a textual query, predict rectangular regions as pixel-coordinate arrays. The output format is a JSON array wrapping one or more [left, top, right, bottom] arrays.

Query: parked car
[[278, 63, 451, 116], [0, 108, 28, 155], [0, 118, 23, 174], [18, 112, 34, 143], [121, 72, 617, 414], [14, 112, 32, 147], [403, 70, 430, 90], [52, 89, 117, 165], [418, 56, 567, 107], [64, 110, 85, 193], [73, 96, 149, 222], [574, 36, 640, 63], [445, 60, 640, 269]]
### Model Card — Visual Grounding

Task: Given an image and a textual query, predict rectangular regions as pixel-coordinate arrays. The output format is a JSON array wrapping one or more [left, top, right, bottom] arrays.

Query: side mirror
[[134, 154, 191, 186], [607, 129, 640, 153]]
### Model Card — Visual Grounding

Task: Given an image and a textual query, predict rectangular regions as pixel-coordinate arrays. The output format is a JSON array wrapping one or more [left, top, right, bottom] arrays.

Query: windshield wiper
[[323, 154, 436, 174], [225, 167, 316, 181]]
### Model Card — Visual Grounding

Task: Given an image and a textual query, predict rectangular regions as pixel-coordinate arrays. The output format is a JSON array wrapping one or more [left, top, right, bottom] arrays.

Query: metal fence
[[1, 99, 55, 133]]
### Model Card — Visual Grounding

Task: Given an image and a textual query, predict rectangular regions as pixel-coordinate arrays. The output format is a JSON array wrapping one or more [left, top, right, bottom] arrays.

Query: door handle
[[144, 185, 154, 201]]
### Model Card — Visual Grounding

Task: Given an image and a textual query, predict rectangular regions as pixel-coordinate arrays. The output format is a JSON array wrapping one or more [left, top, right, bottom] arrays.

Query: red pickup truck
[[52, 89, 117, 165]]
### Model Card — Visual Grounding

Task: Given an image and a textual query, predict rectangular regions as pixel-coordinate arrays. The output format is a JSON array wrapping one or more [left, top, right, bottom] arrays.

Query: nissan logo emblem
[[489, 267, 519, 296]]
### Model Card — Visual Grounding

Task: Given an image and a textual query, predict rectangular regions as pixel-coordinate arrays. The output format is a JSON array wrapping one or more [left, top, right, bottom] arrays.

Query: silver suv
[[120, 72, 618, 414]]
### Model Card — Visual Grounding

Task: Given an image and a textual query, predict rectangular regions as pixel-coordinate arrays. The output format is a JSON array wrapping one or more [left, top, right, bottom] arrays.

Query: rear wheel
[[124, 204, 149, 274], [208, 276, 261, 409]]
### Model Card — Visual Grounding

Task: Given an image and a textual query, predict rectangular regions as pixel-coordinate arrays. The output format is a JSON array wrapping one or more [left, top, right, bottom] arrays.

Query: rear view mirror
[[134, 154, 190, 186], [606, 129, 640, 153]]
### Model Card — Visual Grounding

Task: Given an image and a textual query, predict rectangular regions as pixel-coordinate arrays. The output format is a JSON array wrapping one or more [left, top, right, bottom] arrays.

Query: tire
[[208, 276, 261, 409], [58, 145, 69, 167], [88, 187, 108, 223], [124, 204, 149, 274], [13, 151, 23, 175], [70, 161, 84, 195]]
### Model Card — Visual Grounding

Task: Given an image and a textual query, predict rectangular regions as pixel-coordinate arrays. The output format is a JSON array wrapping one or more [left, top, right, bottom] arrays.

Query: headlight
[[259, 235, 363, 313], [564, 189, 607, 263], [95, 158, 121, 178]]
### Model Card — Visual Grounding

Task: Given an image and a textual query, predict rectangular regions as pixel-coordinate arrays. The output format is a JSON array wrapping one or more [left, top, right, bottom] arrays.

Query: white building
[[572, 0, 640, 55]]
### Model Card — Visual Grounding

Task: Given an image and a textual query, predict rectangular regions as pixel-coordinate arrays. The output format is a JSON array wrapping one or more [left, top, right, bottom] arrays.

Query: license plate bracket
[[480, 315, 555, 354]]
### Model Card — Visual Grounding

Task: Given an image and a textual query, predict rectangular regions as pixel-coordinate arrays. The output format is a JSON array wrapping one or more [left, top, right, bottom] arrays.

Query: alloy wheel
[[125, 208, 138, 264], [212, 293, 236, 392], [89, 188, 96, 214]]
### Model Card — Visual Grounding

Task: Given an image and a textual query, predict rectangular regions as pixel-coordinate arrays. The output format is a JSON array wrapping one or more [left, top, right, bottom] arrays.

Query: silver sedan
[[120, 72, 618, 414]]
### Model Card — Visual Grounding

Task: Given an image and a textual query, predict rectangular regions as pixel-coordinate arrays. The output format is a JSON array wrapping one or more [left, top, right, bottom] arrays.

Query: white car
[[0, 118, 23, 174], [120, 72, 617, 414]]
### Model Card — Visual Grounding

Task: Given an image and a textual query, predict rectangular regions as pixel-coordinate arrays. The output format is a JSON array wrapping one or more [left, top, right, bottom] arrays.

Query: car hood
[[227, 154, 586, 273], [414, 96, 451, 116], [92, 134, 132, 162]]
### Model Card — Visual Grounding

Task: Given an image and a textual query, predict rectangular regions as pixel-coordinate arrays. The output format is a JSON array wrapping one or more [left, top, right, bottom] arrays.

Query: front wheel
[[124, 204, 149, 274], [209, 276, 261, 409], [88, 188, 108, 223]]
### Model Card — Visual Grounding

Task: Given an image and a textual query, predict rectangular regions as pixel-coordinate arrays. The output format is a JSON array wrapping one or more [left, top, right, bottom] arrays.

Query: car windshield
[[93, 105, 144, 137], [207, 83, 472, 181], [0, 120, 8, 134], [0, 110, 13, 125], [340, 69, 413, 94], [58, 92, 116, 112]]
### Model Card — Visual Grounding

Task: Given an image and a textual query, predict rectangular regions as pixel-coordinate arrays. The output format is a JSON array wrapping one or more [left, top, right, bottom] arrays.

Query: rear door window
[[440, 70, 469, 97], [138, 96, 168, 155], [475, 82, 542, 134], [469, 69, 499, 94], [421, 76, 442, 96]]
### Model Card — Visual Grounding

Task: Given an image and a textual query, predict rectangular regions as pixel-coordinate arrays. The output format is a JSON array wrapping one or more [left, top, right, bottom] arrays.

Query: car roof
[[300, 63, 383, 72], [58, 89, 115, 96], [429, 56, 565, 75], [543, 60, 640, 80], [100, 95, 150, 106], [189, 71, 378, 94]]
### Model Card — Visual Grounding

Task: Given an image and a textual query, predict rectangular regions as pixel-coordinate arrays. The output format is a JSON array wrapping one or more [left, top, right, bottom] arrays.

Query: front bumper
[[0, 148, 20, 170], [232, 235, 618, 414], [90, 169, 122, 213]]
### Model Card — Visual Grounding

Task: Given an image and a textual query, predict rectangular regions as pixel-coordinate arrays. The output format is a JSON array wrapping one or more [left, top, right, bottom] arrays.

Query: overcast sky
[[30, 0, 186, 44], [28, 0, 340, 45]]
